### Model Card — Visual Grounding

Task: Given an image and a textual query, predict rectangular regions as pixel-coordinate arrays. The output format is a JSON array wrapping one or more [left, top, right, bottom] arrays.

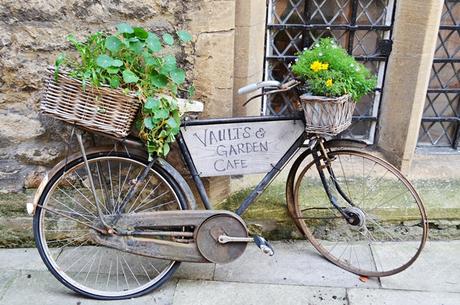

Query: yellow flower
[[326, 79, 333, 87], [310, 60, 323, 72], [310, 61, 329, 72]]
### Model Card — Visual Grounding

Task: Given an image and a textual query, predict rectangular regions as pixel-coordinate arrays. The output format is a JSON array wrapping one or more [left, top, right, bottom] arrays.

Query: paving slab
[[214, 240, 380, 288], [0, 248, 48, 271], [174, 262, 215, 281], [374, 241, 460, 292], [0, 271, 177, 305], [348, 288, 460, 305], [0, 271, 19, 301], [0, 247, 214, 281], [174, 280, 347, 305]]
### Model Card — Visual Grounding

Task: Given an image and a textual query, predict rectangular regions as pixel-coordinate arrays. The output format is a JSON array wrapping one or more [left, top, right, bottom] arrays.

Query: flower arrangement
[[291, 38, 376, 102], [54, 23, 193, 159]]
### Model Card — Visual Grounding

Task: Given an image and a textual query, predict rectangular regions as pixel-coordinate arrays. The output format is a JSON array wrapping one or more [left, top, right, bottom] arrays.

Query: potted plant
[[43, 23, 193, 160], [290, 38, 376, 135]]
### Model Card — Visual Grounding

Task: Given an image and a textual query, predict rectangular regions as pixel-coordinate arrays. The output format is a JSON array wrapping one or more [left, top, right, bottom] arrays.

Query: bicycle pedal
[[253, 236, 275, 256]]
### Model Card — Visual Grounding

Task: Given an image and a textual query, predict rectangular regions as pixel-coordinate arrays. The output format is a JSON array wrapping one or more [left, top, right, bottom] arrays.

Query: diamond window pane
[[440, 0, 459, 25], [418, 122, 456, 147], [352, 30, 383, 56], [272, 0, 306, 25], [271, 29, 305, 56], [339, 120, 374, 140], [307, 0, 351, 24], [434, 30, 460, 59], [356, 0, 390, 25], [423, 93, 460, 118], [354, 91, 377, 117], [429, 62, 460, 89]]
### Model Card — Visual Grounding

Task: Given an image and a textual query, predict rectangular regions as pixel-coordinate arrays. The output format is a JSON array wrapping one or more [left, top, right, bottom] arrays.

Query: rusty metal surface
[[116, 210, 235, 228], [90, 231, 209, 263], [196, 214, 248, 264], [91, 210, 249, 263]]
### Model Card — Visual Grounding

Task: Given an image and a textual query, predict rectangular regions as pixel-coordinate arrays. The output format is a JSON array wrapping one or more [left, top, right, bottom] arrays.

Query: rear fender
[[27, 146, 196, 215]]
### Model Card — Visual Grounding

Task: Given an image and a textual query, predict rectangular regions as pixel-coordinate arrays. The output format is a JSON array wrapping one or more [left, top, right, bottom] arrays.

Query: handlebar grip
[[237, 80, 282, 95], [238, 83, 259, 95]]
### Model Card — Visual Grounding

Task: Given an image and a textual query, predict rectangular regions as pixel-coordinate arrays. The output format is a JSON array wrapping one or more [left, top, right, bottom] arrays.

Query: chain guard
[[196, 214, 248, 264]]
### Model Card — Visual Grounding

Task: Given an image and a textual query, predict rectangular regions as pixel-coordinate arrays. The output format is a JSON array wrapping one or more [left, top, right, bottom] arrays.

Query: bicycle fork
[[312, 138, 355, 224]]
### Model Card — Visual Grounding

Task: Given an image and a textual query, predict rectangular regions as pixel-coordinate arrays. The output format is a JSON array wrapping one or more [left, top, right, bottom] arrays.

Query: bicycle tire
[[288, 149, 428, 277], [33, 151, 188, 300]]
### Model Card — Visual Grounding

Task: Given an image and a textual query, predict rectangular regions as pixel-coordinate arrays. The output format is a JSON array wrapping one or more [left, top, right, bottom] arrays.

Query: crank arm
[[218, 235, 253, 244], [218, 235, 275, 256]]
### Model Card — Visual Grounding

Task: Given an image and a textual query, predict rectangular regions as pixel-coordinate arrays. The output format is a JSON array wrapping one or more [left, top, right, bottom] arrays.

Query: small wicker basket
[[300, 94, 355, 136], [40, 67, 140, 138]]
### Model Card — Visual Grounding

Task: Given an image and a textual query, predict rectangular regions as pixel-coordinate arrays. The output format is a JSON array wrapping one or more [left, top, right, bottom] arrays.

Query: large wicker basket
[[300, 94, 355, 136], [40, 67, 140, 138]]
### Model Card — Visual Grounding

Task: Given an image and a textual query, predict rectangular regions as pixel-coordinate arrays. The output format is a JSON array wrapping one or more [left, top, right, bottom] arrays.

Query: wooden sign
[[181, 120, 304, 177]]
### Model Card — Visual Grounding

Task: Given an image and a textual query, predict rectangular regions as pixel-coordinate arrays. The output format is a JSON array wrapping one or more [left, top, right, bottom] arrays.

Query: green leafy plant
[[291, 38, 376, 102], [55, 23, 193, 159]]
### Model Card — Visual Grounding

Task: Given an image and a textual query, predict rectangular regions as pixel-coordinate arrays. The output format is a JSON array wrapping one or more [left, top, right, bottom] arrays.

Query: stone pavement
[[0, 240, 459, 305]]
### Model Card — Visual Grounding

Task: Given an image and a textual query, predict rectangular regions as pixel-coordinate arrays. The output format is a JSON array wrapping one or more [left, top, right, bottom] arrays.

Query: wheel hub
[[343, 207, 366, 227]]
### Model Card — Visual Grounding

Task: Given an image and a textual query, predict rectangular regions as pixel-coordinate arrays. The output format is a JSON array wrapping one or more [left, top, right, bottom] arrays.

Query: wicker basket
[[300, 94, 355, 136], [40, 67, 140, 138]]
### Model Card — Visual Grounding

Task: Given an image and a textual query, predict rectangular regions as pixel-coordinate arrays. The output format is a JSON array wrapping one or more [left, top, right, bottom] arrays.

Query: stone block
[[0, 0, 67, 23], [233, 25, 265, 78], [376, 241, 460, 293], [174, 280, 348, 305], [0, 159, 29, 193], [189, 1, 235, 33], [0, 113, 45, 143], [10, 25, 73, 51], [194, 30, 235, 118], [213, 241, 380, 289], [0, 271, 177, 305], [348, 288, 460, 305], [15, 142, 64, 166], [235, 0, 267, 27]]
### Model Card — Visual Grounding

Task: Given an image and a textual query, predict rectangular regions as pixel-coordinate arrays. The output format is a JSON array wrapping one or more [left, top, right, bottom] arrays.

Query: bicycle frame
[[177, 114, 309, 215]]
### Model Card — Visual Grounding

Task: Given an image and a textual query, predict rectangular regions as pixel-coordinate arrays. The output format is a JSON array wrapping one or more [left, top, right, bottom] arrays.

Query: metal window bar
[[417, 0, 460, 150], [263, 0, 396, 143]]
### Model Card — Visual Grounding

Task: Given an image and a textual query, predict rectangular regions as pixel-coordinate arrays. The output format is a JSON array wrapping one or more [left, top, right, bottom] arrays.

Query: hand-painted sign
[[181, 120, 304, 177]]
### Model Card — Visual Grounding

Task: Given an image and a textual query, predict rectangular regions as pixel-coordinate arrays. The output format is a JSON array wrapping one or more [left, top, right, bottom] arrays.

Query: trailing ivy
[[55, 23, 193, 159]]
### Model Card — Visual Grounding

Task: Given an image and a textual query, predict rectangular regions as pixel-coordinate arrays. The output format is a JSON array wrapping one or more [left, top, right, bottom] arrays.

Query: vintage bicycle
[[28, 78, 428, 300]]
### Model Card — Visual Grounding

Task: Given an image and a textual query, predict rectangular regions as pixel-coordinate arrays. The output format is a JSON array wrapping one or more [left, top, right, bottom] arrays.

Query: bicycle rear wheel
[[33, 151, 188, 299], [292, 149, 427, 277]]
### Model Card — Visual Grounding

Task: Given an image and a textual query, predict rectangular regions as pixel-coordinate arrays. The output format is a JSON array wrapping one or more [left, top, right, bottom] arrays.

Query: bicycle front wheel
[[292, 149, 428, 277], [33, 151, 188, 299]]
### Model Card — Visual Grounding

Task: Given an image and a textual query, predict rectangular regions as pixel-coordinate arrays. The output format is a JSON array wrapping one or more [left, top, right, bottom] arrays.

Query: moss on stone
[[0, 192, 30, 217], [0, 222, 34, 248]]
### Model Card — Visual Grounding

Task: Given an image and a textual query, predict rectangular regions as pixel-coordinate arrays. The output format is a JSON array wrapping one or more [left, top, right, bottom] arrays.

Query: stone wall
[[0, 0, 238, 191], [0, 0, 240, 246]]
